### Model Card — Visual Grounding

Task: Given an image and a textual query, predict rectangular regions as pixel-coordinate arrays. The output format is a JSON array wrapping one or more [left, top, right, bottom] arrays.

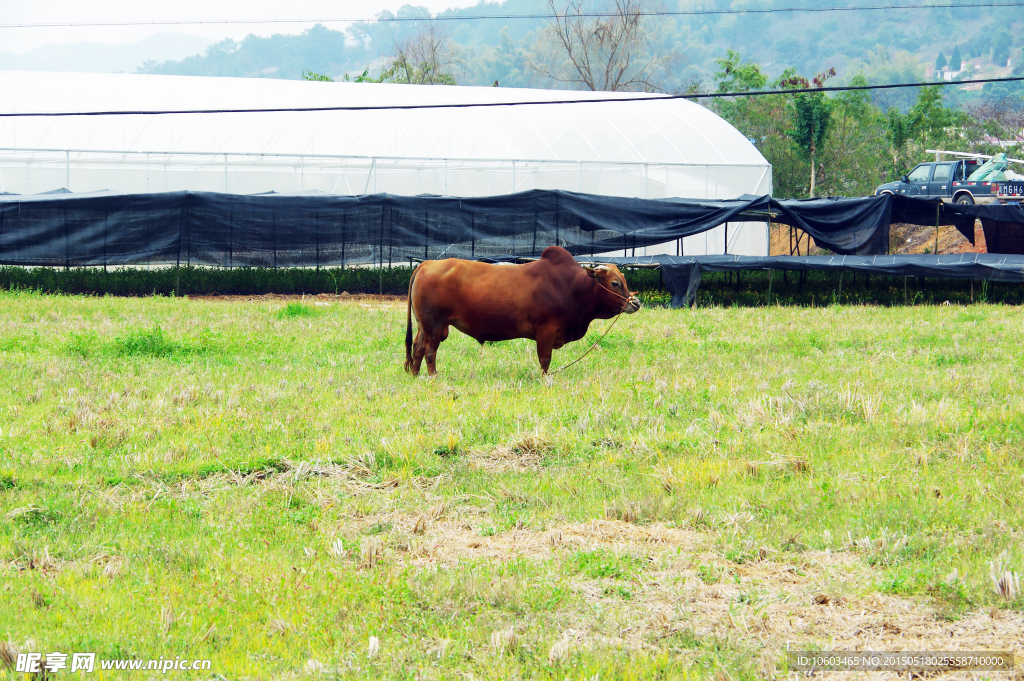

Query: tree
[[949, 45, 962, 71], [138, 24, 347, 80], [968, 98, 1024, 147], [714, 48, 768, 93], [936, 52, 947, 71], [302, 70, 333, 82], [341, 68, 377, 83], [707, 50, 1006, 198], [883, 107, 921, 178], [909, 85, 967, 150], [817, 74, 889, 197], [534, 0, 673, 91], [376, 25, 459, 85], [784, 69, 835, 198], [992, 32, 1012, 67], [473, 27, 539, 89], [789, 94, 832, 198], [708, 51, 806, 198], [858, 46, 925, 111]]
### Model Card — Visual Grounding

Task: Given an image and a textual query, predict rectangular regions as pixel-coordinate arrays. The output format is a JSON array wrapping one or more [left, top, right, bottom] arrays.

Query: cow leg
[[410, 327, 428, 376], [424, 326, 449, 376], [535, 325, 558, 374]]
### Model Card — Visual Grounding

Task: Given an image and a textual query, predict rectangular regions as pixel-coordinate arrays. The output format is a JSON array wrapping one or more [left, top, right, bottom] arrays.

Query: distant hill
[[135, 0, 1024, 102], [0, 33, 214, 74], [137, 25, 348, 81]]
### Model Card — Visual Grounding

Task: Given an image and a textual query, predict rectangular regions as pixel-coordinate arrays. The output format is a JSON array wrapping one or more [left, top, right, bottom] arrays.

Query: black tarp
[[980, 221, 1024, 253], [0, 189, 902, 267], [3, 189, 1023, 266], [592, 254, 1024, 307], [942, 201, 1024, 225], [935, 201, 1024, 253], [895, 199, 1024, 251], [771, 196, 893, 254]]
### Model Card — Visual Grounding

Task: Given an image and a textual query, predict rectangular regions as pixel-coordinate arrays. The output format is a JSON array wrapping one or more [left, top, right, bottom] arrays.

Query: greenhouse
[[0, 70, 772, 256]]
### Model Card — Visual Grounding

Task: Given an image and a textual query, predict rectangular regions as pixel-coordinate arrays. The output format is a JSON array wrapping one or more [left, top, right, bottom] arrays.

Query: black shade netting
[[2, 190, 1019, 267]]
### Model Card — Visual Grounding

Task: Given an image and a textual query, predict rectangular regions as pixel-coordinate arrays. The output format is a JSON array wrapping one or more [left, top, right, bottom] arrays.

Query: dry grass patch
[[468, 434, 553, 472], [555, 546, 1024, 676], [163, 457, 405, 499], [649, 554, 1023, 679], [346, 515, 1024, 675], [390, 518, 701, 567]]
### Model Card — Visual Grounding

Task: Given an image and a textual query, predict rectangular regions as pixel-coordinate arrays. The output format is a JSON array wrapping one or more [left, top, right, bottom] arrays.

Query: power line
[[2, 75, 1021, 118], [2, 2, 1024, 29]]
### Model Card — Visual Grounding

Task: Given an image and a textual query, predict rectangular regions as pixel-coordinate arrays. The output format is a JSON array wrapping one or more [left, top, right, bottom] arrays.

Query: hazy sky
[[0, 0, 476, 53]]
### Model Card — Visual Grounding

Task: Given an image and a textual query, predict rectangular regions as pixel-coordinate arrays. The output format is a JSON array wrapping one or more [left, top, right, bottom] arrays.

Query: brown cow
[[404, 245, 641, 376]]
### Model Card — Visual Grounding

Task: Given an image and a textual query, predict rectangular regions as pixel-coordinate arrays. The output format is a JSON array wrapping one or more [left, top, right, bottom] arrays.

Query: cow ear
[[584, 266, 598, 278]]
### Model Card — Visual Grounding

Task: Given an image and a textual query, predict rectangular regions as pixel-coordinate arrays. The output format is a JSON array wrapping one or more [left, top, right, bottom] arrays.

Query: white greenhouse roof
[[0, 71, 773, 256], [0, 71, 768, 169]]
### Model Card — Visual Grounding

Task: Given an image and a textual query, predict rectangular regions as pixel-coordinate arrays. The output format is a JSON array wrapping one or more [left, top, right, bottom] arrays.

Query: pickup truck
[[875, 152, 1024, 204], [874, 157, 988, 204]]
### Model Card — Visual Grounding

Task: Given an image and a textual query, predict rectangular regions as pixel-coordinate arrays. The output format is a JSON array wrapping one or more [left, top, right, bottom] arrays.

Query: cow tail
[[405, 263, 422, 369]]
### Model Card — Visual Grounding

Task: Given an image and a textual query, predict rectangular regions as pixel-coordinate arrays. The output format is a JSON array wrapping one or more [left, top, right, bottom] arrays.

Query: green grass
[[277, 301, 318, 319], [567, 549, 646, 581], [1, 290, 1022, 679]]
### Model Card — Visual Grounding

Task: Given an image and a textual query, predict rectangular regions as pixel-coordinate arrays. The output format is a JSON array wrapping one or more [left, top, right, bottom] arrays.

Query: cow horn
[[595, 265, 610, 272]]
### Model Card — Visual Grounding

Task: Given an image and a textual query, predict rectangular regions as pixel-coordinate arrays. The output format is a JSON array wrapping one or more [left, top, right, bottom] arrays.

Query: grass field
[[1, 291, 1023, 679]]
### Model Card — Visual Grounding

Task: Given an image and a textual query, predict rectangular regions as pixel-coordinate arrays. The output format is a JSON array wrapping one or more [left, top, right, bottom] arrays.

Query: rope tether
[[547, 279, 635, 376]]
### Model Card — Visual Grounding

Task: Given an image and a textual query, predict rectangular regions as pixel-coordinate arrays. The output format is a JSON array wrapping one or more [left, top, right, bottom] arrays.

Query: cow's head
[[584, 264, 641, 315]]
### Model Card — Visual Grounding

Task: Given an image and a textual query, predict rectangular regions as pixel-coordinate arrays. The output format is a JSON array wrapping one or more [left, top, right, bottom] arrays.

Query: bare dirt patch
[[679, 567, 1024, 679], [890, 221, 987, 255], [770, 220, 989, 256], [400, 518, 700, 567], [348, 513, 1023, 677]]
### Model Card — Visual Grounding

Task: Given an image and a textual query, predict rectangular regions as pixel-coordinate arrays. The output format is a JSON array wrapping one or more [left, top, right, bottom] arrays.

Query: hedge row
[[0, 266, 416, 296], [1, 265, 1021, 306]]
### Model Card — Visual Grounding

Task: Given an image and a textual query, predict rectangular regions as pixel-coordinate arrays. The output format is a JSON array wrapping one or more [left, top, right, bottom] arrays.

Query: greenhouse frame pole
[[363, 158, 376, 195]]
